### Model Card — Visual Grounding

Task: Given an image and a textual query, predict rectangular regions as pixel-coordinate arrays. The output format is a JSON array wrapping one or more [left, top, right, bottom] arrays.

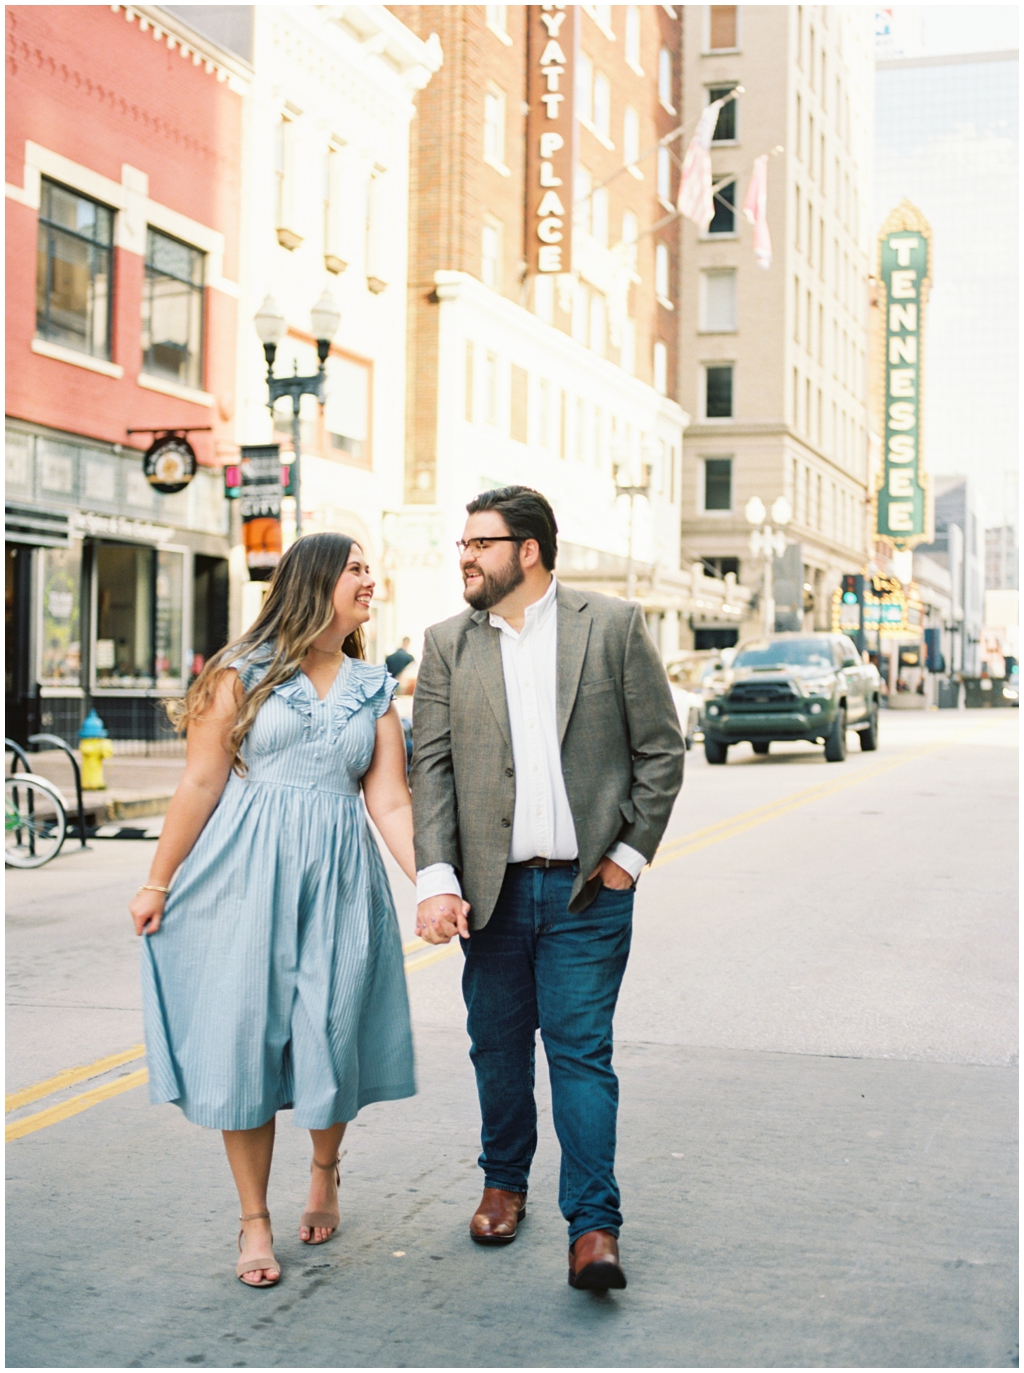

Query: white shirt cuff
[[416, 862, 463, 904], [605, 842, 647, 882]]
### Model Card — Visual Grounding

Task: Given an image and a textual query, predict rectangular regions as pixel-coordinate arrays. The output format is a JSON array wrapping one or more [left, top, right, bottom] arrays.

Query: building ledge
[[31, 338, 124, 379], [137, 373, 215, 406]]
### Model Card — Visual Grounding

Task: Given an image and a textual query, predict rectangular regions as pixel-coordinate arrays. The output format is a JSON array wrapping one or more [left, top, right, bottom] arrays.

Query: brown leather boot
[[469, 1187, 527, 1245], [568, 1229, 627, 1289]]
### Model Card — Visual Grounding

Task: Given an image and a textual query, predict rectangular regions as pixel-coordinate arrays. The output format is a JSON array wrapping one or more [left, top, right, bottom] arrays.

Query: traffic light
[[841, 573, 863, 604]]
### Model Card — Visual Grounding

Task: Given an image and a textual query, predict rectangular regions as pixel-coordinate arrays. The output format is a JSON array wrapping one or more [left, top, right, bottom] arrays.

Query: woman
[[131, 533, 450, 1287]]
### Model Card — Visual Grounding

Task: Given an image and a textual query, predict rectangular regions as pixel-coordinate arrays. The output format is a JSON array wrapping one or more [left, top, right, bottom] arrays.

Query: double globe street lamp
[[254, 291, 341, 535], [745, 495, 792, 637]]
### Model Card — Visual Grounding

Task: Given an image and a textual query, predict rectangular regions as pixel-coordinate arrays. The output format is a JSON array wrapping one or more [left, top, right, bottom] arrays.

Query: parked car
[[701, 633, 881, 764], [665, 650, 727, 745]]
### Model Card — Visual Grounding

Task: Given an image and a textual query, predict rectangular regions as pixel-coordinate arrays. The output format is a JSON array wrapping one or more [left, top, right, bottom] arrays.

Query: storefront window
[[155, 549, 183, 689], [39, 546, 82, 685], [93, 544, 185, 690], [95, 544, 155, 688]]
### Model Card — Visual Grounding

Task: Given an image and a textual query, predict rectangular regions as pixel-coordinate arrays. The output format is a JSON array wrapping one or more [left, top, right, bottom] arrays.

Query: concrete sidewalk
[[6, 750, 185, 825]]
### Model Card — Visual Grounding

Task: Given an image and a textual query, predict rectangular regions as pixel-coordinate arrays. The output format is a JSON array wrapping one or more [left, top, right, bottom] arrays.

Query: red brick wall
[[5, 6, 243, 466]]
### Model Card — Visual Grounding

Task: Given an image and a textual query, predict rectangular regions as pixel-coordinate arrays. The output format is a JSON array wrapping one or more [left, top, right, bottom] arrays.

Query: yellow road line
[[5, 1043, 146, 1113], [404, 943, 460, 972], [402, 936, 427, 955], [6, 1068, 149, 1142], [652, 723, 994, 870]]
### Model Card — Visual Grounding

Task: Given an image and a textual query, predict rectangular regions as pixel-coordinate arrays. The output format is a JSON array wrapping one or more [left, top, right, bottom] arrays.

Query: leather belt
[[513, 857, 576, 869]]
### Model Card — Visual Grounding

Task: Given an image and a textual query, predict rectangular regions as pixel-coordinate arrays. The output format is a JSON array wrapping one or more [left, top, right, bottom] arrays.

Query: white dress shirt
[[416, 576, 646, 902]]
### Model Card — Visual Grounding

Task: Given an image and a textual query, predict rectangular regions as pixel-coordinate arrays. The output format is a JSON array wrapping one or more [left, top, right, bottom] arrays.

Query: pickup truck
[[701, 633, 881, 764]]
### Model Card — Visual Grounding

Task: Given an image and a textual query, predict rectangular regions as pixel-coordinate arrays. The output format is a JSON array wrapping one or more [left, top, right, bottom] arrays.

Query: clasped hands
[[414, 856, 633, 946]]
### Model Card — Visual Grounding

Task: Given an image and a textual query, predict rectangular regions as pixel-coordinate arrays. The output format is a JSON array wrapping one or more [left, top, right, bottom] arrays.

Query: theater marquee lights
[[875, 200, 933, 549], [526, 3, 577, 276]]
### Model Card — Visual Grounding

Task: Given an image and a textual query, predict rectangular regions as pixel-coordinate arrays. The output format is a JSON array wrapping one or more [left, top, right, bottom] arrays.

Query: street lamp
[[254, 290, 341, 535], [746, 494, 791, 636], [614, 458, 652, 601]]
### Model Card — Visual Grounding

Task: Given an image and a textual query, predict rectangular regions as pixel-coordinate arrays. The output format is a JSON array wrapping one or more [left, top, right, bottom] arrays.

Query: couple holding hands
[[131, 486, 684, 1292]]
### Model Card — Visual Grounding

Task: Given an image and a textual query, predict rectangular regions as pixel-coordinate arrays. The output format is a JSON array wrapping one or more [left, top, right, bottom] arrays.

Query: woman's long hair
[[170, 532, 366, 773]]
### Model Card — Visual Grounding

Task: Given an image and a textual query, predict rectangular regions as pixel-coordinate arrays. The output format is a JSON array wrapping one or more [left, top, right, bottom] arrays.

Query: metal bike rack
[[29, 733, 90, 850]]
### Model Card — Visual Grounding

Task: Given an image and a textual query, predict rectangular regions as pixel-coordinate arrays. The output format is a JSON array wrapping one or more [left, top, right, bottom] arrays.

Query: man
[[385, 636, 414, 679], [411, 486, 684, 1292]]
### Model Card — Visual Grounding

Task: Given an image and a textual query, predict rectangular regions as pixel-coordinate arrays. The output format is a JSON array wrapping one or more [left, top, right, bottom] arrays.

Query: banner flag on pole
[[676, 100, 726, 231], [742, 153, 772, 268]]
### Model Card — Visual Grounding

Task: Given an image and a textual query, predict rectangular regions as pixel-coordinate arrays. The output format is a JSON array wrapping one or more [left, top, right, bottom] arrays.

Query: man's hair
[[465, 485, 558, 571]]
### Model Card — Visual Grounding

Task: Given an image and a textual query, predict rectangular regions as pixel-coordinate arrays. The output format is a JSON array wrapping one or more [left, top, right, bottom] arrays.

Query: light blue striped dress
[[141, 650, 416, 1131]]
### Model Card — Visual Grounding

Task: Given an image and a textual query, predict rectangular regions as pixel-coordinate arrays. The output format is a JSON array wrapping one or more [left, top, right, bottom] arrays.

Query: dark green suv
[[702, 633, 881, 764]]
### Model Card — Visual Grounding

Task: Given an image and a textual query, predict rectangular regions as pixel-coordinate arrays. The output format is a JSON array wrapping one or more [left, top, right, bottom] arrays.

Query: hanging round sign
[[143, 435, 197, 494]]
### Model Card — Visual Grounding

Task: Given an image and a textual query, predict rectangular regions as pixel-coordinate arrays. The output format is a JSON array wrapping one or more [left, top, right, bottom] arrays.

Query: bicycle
[[5, 770, 69, 868]]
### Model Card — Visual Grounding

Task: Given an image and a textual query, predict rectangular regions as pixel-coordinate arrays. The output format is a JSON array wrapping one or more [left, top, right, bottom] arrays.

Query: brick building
[[386, 3, 707, 654], [5, 5, 246, 741]]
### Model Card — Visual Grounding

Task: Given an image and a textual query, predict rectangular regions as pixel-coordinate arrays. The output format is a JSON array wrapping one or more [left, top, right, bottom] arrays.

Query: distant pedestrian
[[385, 637, 414, 679], [130, 534, 450, 1288], [411, 486, 684, 1292]]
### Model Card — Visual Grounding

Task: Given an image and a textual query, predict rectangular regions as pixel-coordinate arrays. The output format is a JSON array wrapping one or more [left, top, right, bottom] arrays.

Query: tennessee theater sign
[[875, 200, 933, 549], [526, 3, 577, 276]]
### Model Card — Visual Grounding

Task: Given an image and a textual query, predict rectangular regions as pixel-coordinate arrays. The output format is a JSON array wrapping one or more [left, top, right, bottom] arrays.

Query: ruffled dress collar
[[231, 647, 397, 740]]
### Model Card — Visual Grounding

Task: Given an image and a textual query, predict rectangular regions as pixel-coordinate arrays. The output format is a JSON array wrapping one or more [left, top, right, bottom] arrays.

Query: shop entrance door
[[5, 543, 39, 744]]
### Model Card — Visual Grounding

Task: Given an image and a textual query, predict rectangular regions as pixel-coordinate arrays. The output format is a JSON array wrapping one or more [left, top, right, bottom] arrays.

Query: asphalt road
[[5, 711, 1018, 1368]]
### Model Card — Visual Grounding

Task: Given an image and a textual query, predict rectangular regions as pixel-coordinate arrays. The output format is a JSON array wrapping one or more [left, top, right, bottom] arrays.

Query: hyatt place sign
[[875, 200, 933, 549]]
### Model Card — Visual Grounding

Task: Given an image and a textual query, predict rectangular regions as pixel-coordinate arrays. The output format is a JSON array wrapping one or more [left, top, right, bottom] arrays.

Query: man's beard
[[462, 548, 525, 611]]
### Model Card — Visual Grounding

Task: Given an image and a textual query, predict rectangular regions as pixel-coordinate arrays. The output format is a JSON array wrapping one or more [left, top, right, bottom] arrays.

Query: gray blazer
[[411, 583, 685, 930]]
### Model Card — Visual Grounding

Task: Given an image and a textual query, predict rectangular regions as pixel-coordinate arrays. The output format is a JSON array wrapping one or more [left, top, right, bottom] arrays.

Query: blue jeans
[[461, 863, 634, 1242]]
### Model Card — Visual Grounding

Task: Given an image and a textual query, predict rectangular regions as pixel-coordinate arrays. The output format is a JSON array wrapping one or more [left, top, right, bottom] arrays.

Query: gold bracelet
[[138, 884, 171, 895]]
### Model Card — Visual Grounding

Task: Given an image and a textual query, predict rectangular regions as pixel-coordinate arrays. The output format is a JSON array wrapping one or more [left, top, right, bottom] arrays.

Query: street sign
[[239, 443, 283, 581], [142, 434, 196, 494], [875, 200, 933, 550]]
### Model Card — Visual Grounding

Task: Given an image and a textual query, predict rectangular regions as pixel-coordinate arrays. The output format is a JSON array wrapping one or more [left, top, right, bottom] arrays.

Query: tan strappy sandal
[[236, 1210, 280, 1287], [300, 1154, 341, 1245]]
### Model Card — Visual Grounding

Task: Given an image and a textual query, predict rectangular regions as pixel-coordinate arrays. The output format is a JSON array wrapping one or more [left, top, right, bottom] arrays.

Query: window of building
[[658, 47, 674, 110], [589, 4, 613, 33], [572, 278, 589, 344], [465, 341, 475, 422], [94, 544, 184, 691], [623, 106, 640, 171], [621, 209, 639, 273], [576, 397, 588, 461], [795, 186, 801, 249], [793, 276, 800, 340], [702, 555, 740, 578], [705, 364, 733, 418], [485, 5, 509, 38], [589, 292, 606, 356], [481, 218, 501, 289], [625, 5, 642, 69], [703, 458, 733, 511], [484, 351, 499, 425], [700, 269, 737, 331], [365, 168, 390, 291], [142, 228, 205, 390], [484, 86, 506, 169], [653, 340, 668, 395], [593, 71, 611, 141], [38, 546, 82, 686], [576, 51, 594, 123], [36, 178, 113, 359], [708, 6, 737, 50], [510, 364, 529, 443], [620, 316, 636, 375], [796, 94, 802, 160], [591, 185, 609, 247], [708, 179, 736, 234], [574, 165, 593, 235], [709, 84, 737, 142], [323, 142, 346, 274], [656, 243, 671, 303], [657, 146, 672, 204], [537, 377, 551, 447]]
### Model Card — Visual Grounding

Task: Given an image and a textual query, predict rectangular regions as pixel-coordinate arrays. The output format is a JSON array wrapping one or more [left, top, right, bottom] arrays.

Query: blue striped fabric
[[141, 651, 416, 1131]]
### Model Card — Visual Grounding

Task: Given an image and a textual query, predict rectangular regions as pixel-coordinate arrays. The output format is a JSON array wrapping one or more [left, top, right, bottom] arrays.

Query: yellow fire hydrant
[[79, 709, 114, 790]]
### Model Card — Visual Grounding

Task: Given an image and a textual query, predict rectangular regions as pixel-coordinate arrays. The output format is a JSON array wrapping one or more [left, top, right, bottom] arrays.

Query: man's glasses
[[455, 537, 522, 556]]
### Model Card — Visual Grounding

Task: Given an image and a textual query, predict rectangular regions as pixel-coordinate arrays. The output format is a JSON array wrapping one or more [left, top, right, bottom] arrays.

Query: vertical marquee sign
[[875, 200, 933, 549], [239, 443, 284, 581], [526, 4, 577, 276]]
